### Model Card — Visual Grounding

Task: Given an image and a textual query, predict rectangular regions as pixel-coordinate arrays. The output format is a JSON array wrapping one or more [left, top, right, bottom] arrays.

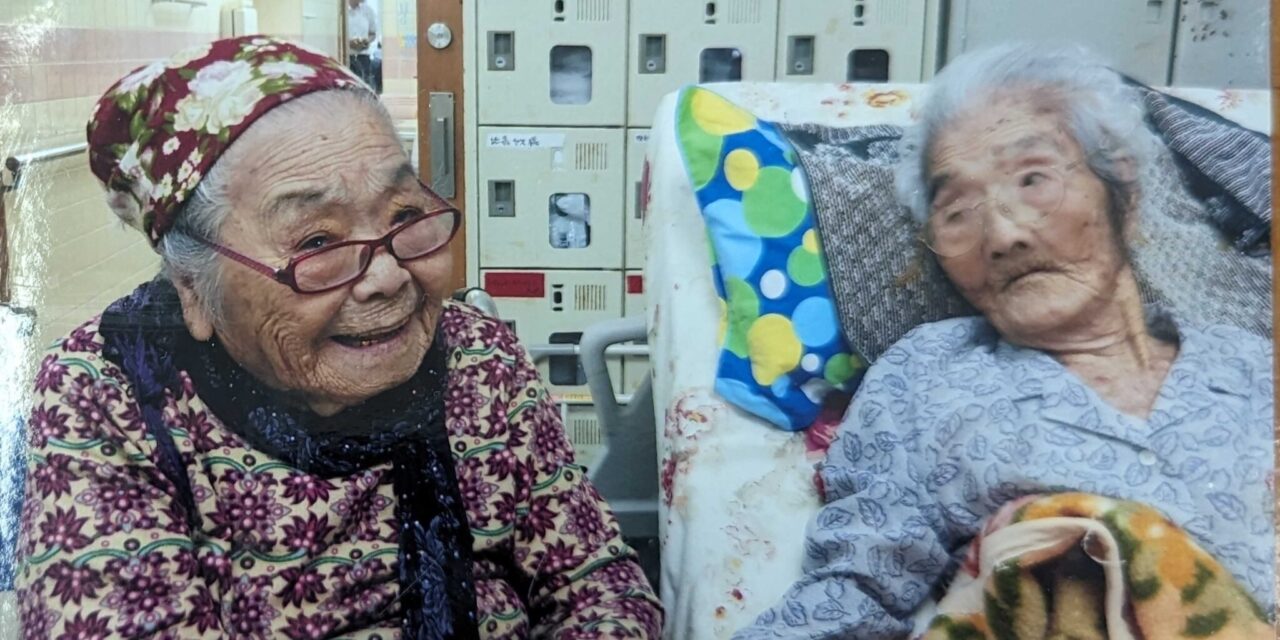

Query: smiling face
[[926, 94, 1132, 346], [177, 91, 453, 415]]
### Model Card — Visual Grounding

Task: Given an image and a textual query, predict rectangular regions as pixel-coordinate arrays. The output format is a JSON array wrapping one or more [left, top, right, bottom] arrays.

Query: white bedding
[[643, 82, 1270, 640]]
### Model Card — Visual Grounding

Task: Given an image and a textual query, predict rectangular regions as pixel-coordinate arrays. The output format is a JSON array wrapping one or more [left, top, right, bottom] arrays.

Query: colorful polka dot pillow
[[674, 86, 866, 431]]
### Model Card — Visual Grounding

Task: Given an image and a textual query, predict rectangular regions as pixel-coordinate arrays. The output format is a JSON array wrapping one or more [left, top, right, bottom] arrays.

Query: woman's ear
[[173, 276, 215, 341]]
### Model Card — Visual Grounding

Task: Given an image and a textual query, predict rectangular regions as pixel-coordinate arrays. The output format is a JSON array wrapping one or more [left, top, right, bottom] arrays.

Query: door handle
[[428, 92, 455, 199]]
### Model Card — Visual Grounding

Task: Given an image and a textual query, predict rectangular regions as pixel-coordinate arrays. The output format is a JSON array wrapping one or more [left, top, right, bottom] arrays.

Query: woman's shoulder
[[1185, 322, 1272, 355], [853, 316, 996, 397], [879, 316, 995, 364], [439, 299, 531, 372], [31, 315, 133, 393], [1180, 322, 1273, 381], [440, 299, 514, 346], [29, 315, 150, 453], [43, 315, 110, 357]]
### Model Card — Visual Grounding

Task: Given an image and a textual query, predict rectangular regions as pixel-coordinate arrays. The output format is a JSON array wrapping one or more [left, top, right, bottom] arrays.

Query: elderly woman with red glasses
[[16, 37, 660, 639]]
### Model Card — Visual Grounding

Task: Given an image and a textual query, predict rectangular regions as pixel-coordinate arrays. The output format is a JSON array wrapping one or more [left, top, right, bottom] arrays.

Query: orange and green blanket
[[921, 493, 1271, 640]]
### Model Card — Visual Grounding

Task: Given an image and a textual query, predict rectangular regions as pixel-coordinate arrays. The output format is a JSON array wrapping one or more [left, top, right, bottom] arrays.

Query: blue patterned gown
[[735, 311, 1274, 639]]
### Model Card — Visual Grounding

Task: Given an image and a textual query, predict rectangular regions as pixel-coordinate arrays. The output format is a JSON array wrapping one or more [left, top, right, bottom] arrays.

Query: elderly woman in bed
[[16, 37, 660, 638], [735, 44, 1273, 639]]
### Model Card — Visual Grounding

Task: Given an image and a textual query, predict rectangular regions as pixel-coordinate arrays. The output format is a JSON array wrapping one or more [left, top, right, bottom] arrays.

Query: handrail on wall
[[2, 142, 89, 193], [1, 142, 89, 304]]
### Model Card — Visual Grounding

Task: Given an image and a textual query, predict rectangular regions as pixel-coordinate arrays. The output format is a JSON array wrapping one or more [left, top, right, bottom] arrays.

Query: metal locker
[[621, 271, 650, 394], [777, 0, 932, 83], [627, 0, 780, 127], [478, 127, 626, 270], [624, 129, 651, 270], [1171, 0, 1268, 89], [480, 269, 625, 398], [477, 0, 628, 126], [945, 0, 1177, 85]]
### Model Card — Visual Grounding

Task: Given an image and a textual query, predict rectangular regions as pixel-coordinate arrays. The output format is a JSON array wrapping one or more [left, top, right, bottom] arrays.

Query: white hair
[[895, 42, 1161, 232], [104, 88, 397, 323]]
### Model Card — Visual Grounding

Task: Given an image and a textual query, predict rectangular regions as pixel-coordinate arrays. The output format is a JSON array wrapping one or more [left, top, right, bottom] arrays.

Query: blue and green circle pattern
[[676, 87, 867, 430]]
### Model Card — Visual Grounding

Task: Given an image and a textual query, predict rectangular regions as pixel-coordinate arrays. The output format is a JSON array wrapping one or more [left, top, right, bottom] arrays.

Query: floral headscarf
[[87, 36, 369, 245]]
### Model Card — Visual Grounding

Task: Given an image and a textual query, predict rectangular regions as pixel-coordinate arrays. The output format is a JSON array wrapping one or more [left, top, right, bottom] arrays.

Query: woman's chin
[[992, 299, 1087, 344], [314, 322, 431, 402]]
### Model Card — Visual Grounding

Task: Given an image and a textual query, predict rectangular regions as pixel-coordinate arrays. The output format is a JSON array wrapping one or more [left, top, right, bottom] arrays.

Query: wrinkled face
[[927, 95, 1129, 344], [184, 92, 453, 415]]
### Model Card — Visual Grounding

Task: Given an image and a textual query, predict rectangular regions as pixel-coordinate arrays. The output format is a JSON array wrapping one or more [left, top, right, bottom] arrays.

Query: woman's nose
[[982, 201, 1034, 260], [351, 247, 412, 301]]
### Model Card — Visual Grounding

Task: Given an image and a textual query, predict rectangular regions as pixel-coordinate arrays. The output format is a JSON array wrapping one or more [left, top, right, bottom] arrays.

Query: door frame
[[417, 0, 469, 291]]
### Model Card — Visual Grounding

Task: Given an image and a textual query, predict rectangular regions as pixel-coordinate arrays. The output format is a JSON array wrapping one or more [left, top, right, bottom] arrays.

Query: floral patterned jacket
[[16, 300, 662, 639]]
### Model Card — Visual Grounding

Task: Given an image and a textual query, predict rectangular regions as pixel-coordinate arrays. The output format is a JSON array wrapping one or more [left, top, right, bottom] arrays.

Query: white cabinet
[[946, 0, 1178, 85], [1172, 0, 1269, 89], [477, 127, 626, 270], [777, 0, 932, 83], [627, 0, 780, 126], [480, 269, 624, 397], [476, 0, 628, 125]]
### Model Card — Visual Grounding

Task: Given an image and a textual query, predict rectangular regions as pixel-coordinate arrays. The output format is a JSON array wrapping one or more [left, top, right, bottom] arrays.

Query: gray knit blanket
[[779, 120, 1272, 362]]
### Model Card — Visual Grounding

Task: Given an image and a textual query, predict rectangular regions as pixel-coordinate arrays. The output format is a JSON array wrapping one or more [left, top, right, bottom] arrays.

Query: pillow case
[[782, 119, 1272, 358], [674, 86, 864, 431]]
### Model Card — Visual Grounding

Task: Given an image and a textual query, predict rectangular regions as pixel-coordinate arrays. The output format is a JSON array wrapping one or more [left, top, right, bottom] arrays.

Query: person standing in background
[[346, 0, 380, 91]]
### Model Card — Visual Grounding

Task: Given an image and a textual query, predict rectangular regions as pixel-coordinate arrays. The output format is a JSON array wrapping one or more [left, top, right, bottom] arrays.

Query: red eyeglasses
[[194, 207, 461, 294]]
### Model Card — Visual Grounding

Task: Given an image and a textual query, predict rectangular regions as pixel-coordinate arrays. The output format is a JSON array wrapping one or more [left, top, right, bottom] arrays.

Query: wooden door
[[417, 0, 468, 290]]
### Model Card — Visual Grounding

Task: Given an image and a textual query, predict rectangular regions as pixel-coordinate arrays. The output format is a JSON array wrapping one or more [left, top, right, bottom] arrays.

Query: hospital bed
[[579, 82, 1271, 639], [0, 84, 1266, 638]]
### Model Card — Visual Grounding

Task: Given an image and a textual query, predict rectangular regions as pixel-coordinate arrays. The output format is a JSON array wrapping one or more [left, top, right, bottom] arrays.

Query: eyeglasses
[[922, 163, 1078, 258], [196, 206, 461, 294]]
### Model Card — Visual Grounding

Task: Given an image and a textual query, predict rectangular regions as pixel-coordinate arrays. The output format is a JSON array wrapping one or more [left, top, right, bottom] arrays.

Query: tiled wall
[[1, 0, 231, 349]]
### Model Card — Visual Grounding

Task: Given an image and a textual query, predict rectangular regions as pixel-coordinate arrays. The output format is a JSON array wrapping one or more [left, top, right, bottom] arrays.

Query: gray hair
[[147, 89, 398, 324], [895, 43, 1160, 233]]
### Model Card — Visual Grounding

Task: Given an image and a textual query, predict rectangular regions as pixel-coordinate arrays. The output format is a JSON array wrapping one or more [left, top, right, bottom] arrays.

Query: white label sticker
[[632, 131, 651, 145], [485, 133, 566, 149]]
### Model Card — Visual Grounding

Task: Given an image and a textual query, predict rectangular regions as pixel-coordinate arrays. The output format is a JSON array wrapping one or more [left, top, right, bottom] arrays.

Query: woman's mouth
[[331, 321, 409, 349], [1003, 268, 1054, 291]]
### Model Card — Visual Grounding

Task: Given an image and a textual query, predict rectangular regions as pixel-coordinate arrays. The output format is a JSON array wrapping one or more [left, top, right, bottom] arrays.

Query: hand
[[349, 37, 368, 50]]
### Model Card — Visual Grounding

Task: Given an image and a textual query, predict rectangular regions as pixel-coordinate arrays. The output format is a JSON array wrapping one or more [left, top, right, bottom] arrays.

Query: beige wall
[[1, 0, 235, 348], [256, 0, 307, 39], [302, 0, 342, 58], [257, 0, 416, 121], [1, 0, 413, 351], [380, 0, 416, 123], [256, 0, 342, 60]]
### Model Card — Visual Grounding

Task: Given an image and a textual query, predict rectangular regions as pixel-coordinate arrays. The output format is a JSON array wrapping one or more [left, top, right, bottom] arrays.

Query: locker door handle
[[639, 34, 666, 74], [787, 36, 815, 75], [428, 92, 455, 199], [488, 31, 515, 70], [488, 180, 516, 217]]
